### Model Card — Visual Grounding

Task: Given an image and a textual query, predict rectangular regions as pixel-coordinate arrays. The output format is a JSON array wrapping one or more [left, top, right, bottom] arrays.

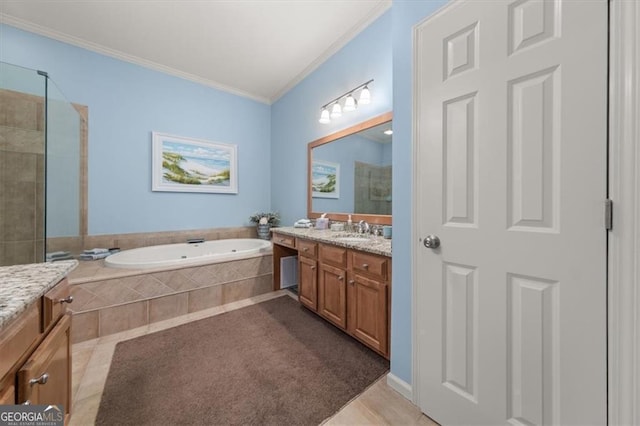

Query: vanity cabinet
[[272, 231, 391, 358], [0, 277, 72, 421]]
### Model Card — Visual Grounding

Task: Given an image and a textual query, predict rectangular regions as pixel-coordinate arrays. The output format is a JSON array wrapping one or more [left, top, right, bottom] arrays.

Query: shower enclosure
[[0, 62, 82, 266]]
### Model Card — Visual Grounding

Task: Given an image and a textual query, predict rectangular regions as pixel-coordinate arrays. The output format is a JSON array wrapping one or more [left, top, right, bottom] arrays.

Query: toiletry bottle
[[347, 215, 353, 232]]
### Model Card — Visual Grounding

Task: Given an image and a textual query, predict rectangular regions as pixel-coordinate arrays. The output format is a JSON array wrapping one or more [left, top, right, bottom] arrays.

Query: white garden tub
[[104, 238, 272, 270]]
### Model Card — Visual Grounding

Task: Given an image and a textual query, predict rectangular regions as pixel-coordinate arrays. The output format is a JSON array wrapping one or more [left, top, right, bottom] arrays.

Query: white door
[[414, 1, 608, 425]]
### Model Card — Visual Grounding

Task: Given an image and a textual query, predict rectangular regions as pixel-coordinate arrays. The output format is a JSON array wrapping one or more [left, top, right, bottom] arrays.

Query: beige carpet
[[95, 295, 389, 425]]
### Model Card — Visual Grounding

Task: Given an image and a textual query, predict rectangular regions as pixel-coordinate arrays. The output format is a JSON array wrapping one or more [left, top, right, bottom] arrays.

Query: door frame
[[608, 1, 640, 424], [405, 1, 640, 424]]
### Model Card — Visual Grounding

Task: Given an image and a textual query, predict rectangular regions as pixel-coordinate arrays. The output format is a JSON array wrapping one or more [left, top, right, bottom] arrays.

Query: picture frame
[[312, 160, 340, 199], [152, 132, 238, 194]]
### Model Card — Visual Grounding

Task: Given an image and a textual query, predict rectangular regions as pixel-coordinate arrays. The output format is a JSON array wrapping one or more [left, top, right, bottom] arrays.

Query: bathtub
[[104, 238, 272, 269]]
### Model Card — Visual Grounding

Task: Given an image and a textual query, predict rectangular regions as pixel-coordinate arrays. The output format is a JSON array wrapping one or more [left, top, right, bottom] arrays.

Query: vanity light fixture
[[343, 94, 357, 112], [319, 107, 331, 124], [330, 102, 342, 118], [359, 85, 371, 105], [318, 79, 373, 124]]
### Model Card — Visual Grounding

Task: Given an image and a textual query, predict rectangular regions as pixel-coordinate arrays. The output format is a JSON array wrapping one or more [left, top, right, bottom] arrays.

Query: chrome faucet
[[357, 220, 370, 234]]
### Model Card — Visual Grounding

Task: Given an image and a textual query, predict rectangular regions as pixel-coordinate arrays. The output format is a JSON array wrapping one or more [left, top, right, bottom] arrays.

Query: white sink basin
[[333, 236, 370, 243]]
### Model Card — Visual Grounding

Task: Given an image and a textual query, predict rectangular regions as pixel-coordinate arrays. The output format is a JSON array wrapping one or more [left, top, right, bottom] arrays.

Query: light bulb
[[359, 85, 371, 105], [319, 107, 330, 124], [330, 102, 342, 118], [343, 94, 358, 112]]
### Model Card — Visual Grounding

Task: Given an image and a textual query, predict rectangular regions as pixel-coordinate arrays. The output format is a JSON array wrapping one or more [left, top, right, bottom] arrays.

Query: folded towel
[[79, 252, 111, 260], [46, 251, 71, 259], [84, 248, 110, 255], [294, 223, 312, 228], [46, 254, 74, 262]]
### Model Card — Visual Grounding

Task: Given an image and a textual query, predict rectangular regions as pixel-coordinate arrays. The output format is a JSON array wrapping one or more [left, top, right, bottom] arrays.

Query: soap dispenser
[[347, 214, 353, 232]]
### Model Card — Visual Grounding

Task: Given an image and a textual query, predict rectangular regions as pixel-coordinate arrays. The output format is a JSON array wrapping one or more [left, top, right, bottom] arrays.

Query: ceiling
[[0, 0, 391, 104]]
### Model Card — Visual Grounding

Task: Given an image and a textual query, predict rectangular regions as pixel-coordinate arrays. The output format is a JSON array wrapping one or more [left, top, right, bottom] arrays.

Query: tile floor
[[70, 290, 438, 426]]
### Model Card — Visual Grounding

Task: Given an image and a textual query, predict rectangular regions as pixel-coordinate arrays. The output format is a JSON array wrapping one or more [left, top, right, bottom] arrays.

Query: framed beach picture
[[312, 160, 340, 199], [152, 132, 238, 194]]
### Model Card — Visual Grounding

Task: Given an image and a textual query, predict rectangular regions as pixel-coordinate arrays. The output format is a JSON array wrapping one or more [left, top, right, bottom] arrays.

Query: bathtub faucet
[[187, 238, 205, 244]]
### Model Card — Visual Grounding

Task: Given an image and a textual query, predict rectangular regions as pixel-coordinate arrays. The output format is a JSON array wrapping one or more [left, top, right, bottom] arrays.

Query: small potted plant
[[249, 211, 280, 240]]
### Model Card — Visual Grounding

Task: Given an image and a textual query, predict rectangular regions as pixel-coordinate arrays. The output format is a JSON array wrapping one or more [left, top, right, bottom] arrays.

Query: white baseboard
[[386, 372, 413, 401]]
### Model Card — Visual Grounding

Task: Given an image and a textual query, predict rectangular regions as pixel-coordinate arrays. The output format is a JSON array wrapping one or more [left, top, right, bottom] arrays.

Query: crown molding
[[269, 0, 392, 103], [0, 14, 272, 104]]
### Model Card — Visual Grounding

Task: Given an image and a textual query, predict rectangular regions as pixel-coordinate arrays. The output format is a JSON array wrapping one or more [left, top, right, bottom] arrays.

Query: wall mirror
[[308, 112, 392, 225]]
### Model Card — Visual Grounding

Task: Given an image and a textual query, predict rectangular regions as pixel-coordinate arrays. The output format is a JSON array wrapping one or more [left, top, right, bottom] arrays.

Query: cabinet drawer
[[319, 244, 347, 268], [43, 278, 72, 332], [17, 314, 71, 407], [0, 303, 40, 380], [272, 233, 295, 249], [297, 238, 317, 258], [350, 251, 388, 280]]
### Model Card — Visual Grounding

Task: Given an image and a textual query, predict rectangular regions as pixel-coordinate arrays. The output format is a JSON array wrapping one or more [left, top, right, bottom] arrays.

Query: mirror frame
[[307, 111, 393, 225]]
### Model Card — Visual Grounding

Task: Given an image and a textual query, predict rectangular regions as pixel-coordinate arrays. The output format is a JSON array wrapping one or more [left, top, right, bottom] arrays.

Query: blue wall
[[271, 11, 393, 227], [390, 0, 448, 384], [0, 24, 271, 235]]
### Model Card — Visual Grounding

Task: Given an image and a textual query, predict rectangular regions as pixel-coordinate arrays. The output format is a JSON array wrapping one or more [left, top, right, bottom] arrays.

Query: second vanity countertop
[[272, 226, 391, 257], [0, 260, 78, 330]]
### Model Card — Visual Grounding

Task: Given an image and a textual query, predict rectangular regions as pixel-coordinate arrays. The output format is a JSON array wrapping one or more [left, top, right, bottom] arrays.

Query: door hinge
[[605, 199, 613, 230]]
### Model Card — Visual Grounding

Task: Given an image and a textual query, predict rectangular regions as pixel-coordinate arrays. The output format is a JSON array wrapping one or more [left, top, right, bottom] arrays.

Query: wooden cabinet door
[[298, 255, 318, 311], [318, 263, 347, 330], [17, 314, 71, 418], [348, 273, 388, 357], [42, 278, 72, 332]]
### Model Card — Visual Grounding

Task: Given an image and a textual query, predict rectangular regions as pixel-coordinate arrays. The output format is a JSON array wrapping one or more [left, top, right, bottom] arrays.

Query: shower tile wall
[[0, 89, 45, 266]]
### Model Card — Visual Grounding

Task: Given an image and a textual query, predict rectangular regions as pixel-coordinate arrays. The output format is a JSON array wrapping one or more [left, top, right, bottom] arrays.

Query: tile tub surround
[[68, 253, 273, 342], [0, 260, 78, 329], [47, 226, 258, 256], [272, 226, 392, 257]]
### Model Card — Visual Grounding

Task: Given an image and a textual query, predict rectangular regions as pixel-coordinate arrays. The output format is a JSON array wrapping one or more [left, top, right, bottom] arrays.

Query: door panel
[[414, 1, 607, 425]]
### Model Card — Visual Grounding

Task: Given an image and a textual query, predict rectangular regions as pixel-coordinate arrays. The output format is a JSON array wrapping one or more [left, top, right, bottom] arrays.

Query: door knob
[[423, 235, 441, 249]]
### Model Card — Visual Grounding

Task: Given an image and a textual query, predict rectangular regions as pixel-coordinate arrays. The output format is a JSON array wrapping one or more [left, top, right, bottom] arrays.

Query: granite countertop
[[0, 260, 78, 330], [272, 227, 392, 257]]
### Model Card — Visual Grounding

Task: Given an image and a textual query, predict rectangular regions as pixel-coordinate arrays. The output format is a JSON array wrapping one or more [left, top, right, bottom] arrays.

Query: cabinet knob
[[59, 295, 74, 304], [310, 265, 316, 270], [362, 263, 369, 269], [22, 400, 31, 405], [348, 280, 355, 285], [303, 247, 308, 251], [338, 276, 344, 281], [29, 373, 49, 386]]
